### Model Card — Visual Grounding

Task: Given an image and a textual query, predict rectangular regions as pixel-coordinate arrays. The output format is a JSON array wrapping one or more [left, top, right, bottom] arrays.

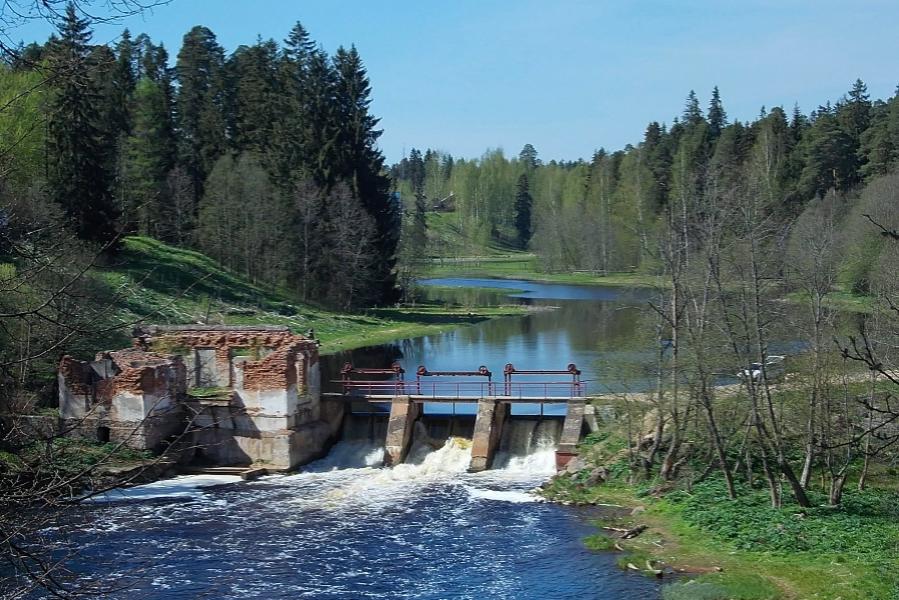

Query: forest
[[1, 6, 397, 311], [3, 2, 899, 597]]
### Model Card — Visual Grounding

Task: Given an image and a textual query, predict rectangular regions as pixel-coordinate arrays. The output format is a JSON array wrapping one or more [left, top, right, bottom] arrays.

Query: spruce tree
[[175, 26, 227, 199], [514, 173, 533, 249], [860, 95, 899, 178], [47, 4, 118, 245], [682, 90, 704, 127], [707, 86, 727, 139], [332, 45, 399, 303], [122, 78, 176, 236], [228, 39, 280, 155], [272, 22, 316, 187]]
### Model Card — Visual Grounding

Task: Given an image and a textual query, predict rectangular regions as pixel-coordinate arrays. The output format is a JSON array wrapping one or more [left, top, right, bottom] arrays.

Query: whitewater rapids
[[60, 433, 660, 599]]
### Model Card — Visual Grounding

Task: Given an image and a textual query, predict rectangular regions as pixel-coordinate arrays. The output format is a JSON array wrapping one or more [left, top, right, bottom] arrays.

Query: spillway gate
[[330, 363, 590, 472]]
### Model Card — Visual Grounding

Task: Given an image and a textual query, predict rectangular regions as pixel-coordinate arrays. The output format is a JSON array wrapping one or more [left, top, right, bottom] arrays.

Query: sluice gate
[[328, 363, 591, 472]]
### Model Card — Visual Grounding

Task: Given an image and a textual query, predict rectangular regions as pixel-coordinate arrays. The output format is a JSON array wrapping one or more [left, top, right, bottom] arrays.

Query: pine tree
[[514, 173, 533, 249], [519, 143, 539, 171], [46, 4, 118, 246], [707, 86, 727, 139]]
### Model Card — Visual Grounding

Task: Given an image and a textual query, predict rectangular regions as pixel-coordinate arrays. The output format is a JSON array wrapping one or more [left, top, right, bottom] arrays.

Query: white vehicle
[[737, 355, 786, 382]]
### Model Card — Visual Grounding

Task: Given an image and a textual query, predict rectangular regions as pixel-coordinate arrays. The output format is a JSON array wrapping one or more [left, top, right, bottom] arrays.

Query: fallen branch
[[621, 525, 648, 539]]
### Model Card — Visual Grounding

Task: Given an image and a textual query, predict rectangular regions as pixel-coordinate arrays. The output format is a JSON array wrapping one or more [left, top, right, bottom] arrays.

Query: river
[[59, 279, 675, 599]]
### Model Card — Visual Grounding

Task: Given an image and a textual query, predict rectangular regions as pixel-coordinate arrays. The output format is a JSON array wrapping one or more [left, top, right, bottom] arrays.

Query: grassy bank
[[94, 236, 527, 356], [543, 464, 899, 599], [423, 254, 662, 288]]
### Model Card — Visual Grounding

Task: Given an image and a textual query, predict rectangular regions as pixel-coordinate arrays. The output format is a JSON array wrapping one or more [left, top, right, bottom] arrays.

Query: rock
[[563, 455, 585, 474], [585, 466, 609, 486]]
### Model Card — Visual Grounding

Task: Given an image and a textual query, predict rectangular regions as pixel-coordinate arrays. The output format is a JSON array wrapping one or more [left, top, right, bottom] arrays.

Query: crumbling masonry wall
[[58, 325, 339, 470], [58, 349, 186, 450]]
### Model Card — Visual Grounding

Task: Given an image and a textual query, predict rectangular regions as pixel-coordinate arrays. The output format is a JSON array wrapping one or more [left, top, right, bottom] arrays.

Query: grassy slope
[[94, 236, 525, 355], [543, 424, 899, 600], [559, 479, 899, 600]]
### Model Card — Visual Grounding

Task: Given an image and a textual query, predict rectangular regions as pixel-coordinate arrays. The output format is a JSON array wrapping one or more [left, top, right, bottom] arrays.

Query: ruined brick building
[[58, 325, 343, 470]]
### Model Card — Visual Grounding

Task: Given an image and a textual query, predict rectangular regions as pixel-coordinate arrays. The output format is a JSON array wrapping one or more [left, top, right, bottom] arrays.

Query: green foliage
[[513, 173, 533, 249], [666, 480, 899, 561], [0, 67, 46, 183], [583, 533, 617, 551], [663, 573, 779, 600]]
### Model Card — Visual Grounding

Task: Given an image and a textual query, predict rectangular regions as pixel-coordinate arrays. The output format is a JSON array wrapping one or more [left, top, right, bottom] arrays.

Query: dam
[[332, 362, 593, 472], [57, 324, 594, 474]]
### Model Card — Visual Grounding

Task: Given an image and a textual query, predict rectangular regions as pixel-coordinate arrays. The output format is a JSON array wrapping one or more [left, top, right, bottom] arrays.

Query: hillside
[[91, 236, 524, 356]]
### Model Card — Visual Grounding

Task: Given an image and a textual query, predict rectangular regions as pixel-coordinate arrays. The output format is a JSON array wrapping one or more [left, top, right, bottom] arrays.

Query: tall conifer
[[47, 4, 118, 245]]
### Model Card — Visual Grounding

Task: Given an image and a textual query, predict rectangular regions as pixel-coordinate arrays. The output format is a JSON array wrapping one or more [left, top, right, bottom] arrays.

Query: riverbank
[[96, 237, 530, 358], [424, 253, 879, 313], [423, 254, 662, 288], [542, 461, 899, 599]]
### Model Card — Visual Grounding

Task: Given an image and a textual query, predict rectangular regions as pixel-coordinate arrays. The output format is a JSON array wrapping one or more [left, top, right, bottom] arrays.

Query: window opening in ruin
[[97, 426, 110, 443]]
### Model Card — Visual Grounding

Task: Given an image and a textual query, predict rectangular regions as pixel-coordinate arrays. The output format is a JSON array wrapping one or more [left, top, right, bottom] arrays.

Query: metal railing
[[337, 363, 585, 398], [339, 379, 584, 398]]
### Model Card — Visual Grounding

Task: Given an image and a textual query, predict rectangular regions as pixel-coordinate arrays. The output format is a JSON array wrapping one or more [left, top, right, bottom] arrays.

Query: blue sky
[[9, 0, 899, 163]]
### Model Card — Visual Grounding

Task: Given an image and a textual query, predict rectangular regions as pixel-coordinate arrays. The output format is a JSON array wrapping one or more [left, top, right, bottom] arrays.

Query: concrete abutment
[[383, 396, 421, 467], [469, 399, 509, 472], [556, 399, 586, 470]]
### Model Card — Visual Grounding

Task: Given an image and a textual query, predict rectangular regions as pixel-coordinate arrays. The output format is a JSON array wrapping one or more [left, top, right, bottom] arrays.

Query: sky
[[7, 0, 899, 164]]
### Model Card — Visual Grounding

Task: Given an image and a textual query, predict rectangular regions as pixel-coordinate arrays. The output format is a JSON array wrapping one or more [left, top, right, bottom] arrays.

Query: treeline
[[1, 5, 398, 309], [393, 84, 899, 507], [393, 82, 899, 289]]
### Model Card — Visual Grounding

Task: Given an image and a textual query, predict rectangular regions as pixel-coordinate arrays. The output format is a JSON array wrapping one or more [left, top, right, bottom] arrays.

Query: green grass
[[663, 573, 781, 600], [423, 253, 662, 288], [783, 289, 877, 314], [425, 212, 520, 257], [90, 236, 526, 356], [7, 438, 155, 477], [543, 474, 899, 600]]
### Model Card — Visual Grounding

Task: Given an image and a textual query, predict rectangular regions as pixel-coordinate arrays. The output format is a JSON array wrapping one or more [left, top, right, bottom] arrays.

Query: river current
[[59, 279, 667, 599]]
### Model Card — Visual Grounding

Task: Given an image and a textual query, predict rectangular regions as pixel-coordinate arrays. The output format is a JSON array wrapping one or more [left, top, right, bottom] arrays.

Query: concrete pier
[[469, 399, 509, 472], [383, 396, 421, 467], [556, 399, 586, 470]]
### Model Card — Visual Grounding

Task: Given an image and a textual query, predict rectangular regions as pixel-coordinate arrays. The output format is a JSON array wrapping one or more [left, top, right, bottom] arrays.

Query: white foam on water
[[79, 474, 243, 503], [282, 437, 473, 513], [463, 486, 539, 503], [302, 440, 384, 472]]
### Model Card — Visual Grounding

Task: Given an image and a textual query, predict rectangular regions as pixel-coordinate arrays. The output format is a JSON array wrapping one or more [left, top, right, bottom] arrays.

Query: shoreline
[[539, 469, 899, 600]]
